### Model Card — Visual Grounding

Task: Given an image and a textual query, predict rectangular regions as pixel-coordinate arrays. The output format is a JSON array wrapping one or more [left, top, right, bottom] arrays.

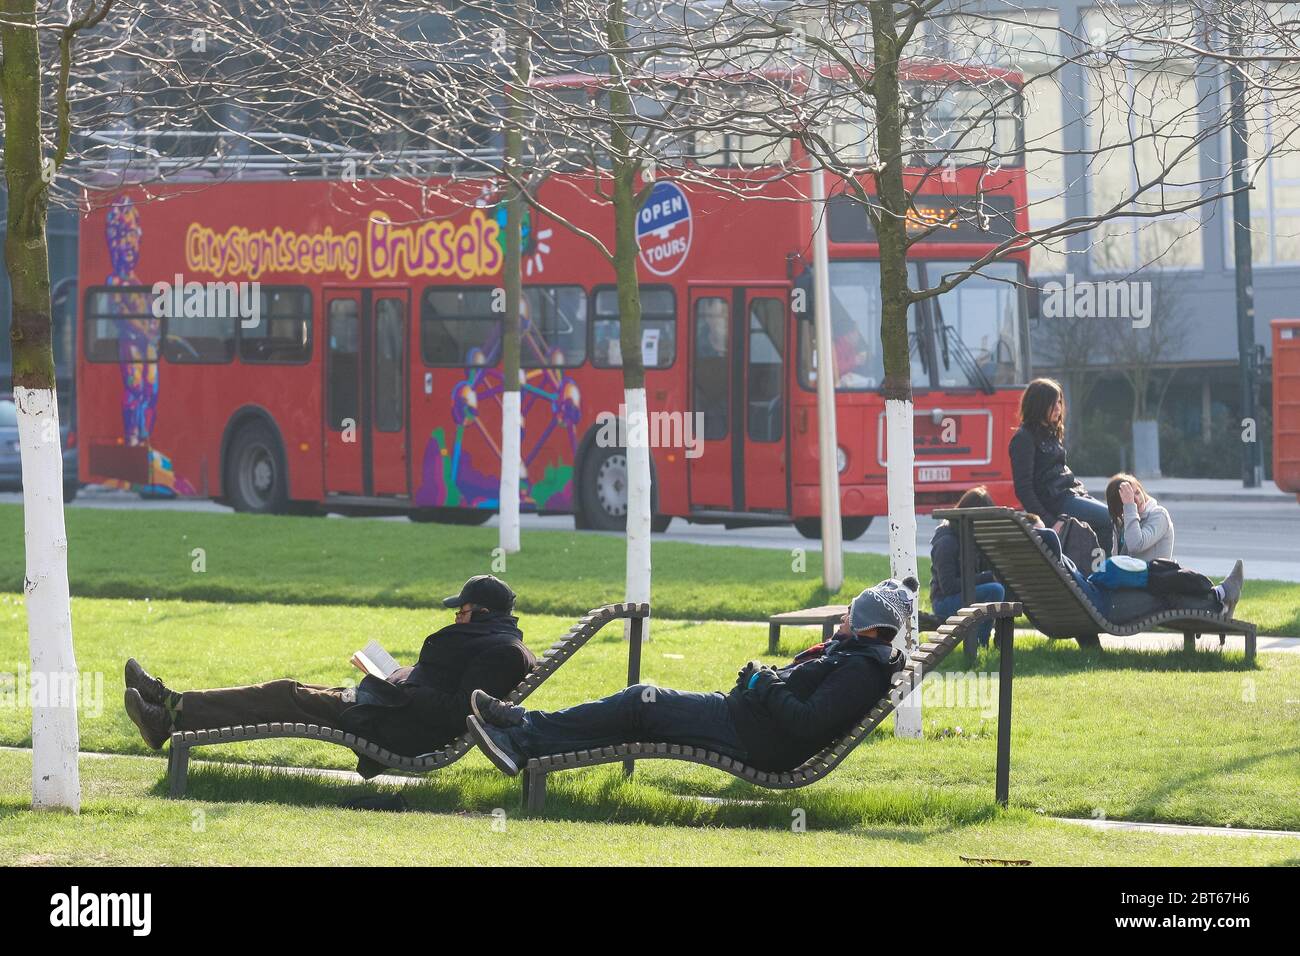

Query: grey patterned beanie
[[849, 576, 919, 637]]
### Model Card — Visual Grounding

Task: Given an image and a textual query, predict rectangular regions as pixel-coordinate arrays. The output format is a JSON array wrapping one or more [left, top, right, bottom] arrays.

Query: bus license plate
[[917, 467, 951, 483]]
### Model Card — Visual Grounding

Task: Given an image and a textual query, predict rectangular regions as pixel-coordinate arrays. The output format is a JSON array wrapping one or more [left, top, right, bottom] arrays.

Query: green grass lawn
[[2, 593, 1296, 832], [3, 505, 1297, 633], [3, 749, 1296, 865]]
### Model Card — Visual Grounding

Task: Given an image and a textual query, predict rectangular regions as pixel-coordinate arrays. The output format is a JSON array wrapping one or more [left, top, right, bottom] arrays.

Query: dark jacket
[[1008, 424, 1085, 523], [340, 609, 535, 778], [929, 522, 996, 602], [725, 638, 905, 771]]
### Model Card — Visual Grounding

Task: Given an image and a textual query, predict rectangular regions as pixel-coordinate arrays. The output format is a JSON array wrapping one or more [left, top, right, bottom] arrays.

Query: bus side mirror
[[1026, 279, 1042, 322]]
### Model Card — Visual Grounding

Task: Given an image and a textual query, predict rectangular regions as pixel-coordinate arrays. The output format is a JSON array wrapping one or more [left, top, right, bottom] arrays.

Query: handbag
[[1146, 558, 1215, 597]]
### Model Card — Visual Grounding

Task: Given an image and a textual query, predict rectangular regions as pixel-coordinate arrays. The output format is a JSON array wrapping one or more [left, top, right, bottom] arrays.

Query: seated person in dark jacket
[[122, 574, 535, 778], [930, 485, 1006, 647], [465, 578, 916, 776], [1009, 377, 1113, 554]]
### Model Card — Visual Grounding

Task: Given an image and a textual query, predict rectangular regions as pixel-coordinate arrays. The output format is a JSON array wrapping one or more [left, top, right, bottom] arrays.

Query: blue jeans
[[932, 582, 1006, 646], [1058, 494, 1114, 555], [503, 684, 748, 762], [1037, 528, 1108, 609]]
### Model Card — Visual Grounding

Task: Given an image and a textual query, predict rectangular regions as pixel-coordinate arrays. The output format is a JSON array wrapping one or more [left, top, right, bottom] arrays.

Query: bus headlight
[[836, 446, 848, 474]]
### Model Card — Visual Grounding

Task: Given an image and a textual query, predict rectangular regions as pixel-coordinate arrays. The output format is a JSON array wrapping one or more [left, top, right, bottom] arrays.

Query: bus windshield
[[801, 259, 1026, 392], [924, 261, 1026, 388]]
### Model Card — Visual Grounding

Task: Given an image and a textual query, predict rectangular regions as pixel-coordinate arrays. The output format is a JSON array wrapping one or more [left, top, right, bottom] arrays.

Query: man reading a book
[[122, 574, 535, 777]]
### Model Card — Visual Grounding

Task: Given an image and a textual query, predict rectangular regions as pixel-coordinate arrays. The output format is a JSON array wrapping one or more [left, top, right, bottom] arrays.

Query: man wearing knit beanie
[[466, 578, 914, 777]]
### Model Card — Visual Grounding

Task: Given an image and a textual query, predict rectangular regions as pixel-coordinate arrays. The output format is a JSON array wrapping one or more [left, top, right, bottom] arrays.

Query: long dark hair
[[1019, 378, 1065, 441], [1105, 472, 1145, 538]]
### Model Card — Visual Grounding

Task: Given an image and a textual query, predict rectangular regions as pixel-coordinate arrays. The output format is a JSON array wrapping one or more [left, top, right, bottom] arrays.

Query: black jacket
[[929, 523, 996, 602], [1008, 424, 1085, 523], [340, 610, 535, 778], [725, 639, 905, 771]]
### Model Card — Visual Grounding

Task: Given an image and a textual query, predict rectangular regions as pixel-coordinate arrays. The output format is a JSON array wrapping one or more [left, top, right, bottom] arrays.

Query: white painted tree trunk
[[624, 387, 652, 642], [499, 390, 521, 554], [15, 386, 80, 810], [885, 397, 922, 738]]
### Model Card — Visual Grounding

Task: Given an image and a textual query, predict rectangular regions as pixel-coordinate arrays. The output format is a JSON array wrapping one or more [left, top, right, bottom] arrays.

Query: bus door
[[687, 286, 789, 513], [323, 288, 411, 498]]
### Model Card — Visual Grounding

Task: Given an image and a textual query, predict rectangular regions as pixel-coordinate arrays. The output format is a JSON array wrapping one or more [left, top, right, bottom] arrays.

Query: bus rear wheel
[[409, 507, 492, 526], [579, 446, 629, 531], [225, 422, 288, 514], [794, 516, 873, 541]]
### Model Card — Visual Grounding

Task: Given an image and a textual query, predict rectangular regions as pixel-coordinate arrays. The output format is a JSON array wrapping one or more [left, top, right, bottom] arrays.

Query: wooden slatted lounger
[[519, 601, 1023, 813], [165, 602, 651, 797], [933, 506, 1257, 662]]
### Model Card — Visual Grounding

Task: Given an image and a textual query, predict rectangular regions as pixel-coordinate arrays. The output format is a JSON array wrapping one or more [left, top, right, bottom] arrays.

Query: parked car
[[0, 396, 79, 503]]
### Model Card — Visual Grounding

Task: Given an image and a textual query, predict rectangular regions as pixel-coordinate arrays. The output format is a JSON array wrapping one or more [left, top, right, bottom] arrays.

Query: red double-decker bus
[[76, 67, 1032, 537]]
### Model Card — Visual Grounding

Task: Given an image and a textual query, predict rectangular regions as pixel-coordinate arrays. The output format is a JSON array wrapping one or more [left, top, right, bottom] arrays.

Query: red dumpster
[[1275, 318, 1300, 501]]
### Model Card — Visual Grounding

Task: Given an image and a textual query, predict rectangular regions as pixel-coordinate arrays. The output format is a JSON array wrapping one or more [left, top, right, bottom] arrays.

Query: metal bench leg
[[995, 617, 1014, 808], [1246, 627, 1256, 665], [523, 768, 547, 814], [821, 621, 835, 643], [1183, 632, 1197, 654], [768, 622, 780, 655], [167, 744, 190, 798]]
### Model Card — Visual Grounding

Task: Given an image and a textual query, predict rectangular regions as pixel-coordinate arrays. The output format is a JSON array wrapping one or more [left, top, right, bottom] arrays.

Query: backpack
[[1146, 558, 1214, 597], [1057, 516, 1103, 575]]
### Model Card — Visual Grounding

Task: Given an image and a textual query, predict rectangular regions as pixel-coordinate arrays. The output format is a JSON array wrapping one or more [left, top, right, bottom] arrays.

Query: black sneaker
[[123, 688, 172, 750], [470, 689, 525, 728], [1219, 560, 1245, 619], [125, 658, 171, 707], [466, 715, 522, 776]]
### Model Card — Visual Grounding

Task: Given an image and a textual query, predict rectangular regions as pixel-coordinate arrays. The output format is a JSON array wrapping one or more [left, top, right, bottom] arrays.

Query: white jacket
[[1118, 496, 1175, 562]]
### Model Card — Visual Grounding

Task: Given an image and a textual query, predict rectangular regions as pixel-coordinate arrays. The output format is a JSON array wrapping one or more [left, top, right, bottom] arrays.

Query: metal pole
[[995, 615, 1014, 807], [623, 613, 643, 778], [1227, 11, 1262, 488], [809, 63, 843, 592]]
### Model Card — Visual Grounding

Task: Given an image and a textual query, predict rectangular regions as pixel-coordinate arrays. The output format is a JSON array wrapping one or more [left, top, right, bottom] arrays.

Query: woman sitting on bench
[[1033, 519, 1244, 624], [466, 578, 916, 776]]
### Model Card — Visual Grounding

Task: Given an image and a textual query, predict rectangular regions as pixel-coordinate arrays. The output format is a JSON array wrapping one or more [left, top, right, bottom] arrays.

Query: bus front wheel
[[225, 422, 289, 514], [794, 516, 873, 541]]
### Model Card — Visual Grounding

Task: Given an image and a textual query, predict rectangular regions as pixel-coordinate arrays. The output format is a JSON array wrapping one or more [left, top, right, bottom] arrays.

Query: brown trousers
[[177, 679, 353, 731]]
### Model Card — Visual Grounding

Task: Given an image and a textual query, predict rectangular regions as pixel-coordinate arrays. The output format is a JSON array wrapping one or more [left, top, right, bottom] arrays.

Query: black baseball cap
[[442, 574, 516, 613]]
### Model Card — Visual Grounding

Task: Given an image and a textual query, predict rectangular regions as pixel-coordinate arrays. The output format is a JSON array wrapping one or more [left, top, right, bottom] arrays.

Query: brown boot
[[124, 688, 172, 750]]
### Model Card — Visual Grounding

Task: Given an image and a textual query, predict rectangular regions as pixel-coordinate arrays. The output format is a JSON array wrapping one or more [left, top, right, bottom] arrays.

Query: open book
[[350, 640, 400, 680]]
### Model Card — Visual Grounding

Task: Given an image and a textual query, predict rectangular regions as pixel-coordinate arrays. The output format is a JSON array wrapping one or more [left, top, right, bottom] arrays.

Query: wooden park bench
[[933, 506, 1257, 662], [519, 601, 1023, 813], [165, 602, 650, 797], [767, 605, 846, 653]]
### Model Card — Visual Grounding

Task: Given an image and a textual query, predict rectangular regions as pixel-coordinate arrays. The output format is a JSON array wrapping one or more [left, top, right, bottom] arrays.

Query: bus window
[[163, 305, 236, 364], [522, 286, 587, 367], [592, 286, 676, 368], [746, 297, 784, 443], [799, 261, 924, 391], [327, 299, 360, 430], [693, 297, 730, 440], [420, 288, 497, 365], [924, 261, 1025, 387], [83, 288, 157, 363], [374, 298, 405, 432], [241, 287, 312, 363]]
